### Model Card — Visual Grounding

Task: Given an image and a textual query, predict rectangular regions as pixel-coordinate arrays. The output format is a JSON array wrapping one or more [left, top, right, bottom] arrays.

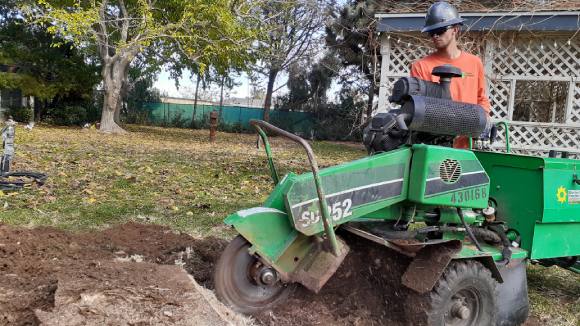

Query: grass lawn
[[2, 124, 578, 325]]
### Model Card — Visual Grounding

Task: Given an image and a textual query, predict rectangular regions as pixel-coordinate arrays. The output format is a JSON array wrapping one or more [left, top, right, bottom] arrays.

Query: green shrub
[[168, 111, 188, 128], [46, 105, 88, 126], [7, 106, 33, 123]]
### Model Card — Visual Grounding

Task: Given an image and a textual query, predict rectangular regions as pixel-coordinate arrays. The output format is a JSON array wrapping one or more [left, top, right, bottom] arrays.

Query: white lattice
[[569, 83, 580, 124], [494, 123, 580, 153], [490, 38, 580, 77], [381, 33, 580, 156], [488, 81, 510, 119], [388, 38, 431, 75], [489, 147, 579, 159]]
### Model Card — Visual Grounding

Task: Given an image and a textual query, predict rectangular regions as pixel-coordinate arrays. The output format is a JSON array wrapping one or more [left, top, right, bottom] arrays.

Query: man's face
[[428, 25, 457, 49]]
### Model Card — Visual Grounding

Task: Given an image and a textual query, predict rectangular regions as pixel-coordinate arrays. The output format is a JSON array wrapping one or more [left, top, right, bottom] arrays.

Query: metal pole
[[497, 121, 511, 153]]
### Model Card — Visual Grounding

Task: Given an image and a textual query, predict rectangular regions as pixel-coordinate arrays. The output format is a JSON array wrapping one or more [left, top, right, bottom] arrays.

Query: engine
[[364, 65, 489, 154]]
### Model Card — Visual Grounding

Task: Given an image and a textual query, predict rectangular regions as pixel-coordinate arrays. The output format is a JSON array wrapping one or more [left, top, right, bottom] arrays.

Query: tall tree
[[326, 1, 381, 121], [25, 0, 258, 133], [277, 54, 339, 113], [252, 0, 325, 121], [0, 9, 99, 115]]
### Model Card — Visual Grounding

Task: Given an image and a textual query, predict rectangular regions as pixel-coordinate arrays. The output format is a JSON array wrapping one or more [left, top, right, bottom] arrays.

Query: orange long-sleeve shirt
[[410, 51, 490, 147]]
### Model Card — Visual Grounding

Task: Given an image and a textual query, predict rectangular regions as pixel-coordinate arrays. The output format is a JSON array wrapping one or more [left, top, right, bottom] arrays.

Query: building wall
[[160, 97, 214, 106], [160, 96, 265, 109], [378, 32, 580, 156], [0, 89, 23, 109]]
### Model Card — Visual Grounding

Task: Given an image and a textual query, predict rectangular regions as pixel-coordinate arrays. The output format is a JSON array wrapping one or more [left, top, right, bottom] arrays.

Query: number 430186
[[450, 186, 486, 204]]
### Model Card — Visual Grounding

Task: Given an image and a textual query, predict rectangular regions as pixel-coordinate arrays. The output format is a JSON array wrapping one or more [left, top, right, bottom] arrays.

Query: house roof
[[376, 11, 580, 33]]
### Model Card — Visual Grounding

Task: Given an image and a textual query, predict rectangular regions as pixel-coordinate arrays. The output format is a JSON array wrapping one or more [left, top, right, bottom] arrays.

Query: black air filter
[[389, 77, 449, 104], [402, 95, 487, 137]]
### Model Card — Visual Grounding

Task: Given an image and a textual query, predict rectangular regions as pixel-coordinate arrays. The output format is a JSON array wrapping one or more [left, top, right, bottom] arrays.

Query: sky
[[153, 68, 288, 101]]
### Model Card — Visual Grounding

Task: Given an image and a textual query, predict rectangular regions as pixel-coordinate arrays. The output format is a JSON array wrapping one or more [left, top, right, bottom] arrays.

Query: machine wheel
[[407, 260, 497, 326], [214, 235, 293, 313]]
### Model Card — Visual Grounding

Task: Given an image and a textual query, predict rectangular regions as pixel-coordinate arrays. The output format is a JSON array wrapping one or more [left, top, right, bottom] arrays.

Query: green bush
[[126, 109, 150, 125], [168, 111, 189, 128], [46, 105, 88, 126], [7, 106, 33, 123]]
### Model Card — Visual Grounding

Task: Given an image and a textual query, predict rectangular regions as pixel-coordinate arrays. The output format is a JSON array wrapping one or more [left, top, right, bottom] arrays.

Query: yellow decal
[[557, 186, 567, 203]]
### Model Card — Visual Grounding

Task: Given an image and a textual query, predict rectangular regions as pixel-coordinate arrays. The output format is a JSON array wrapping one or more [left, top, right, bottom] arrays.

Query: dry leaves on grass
[[1, 124, 365, 233]]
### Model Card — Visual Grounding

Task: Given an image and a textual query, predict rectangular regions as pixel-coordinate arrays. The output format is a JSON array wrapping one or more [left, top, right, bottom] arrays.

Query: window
[[512, 80, 568, 123]]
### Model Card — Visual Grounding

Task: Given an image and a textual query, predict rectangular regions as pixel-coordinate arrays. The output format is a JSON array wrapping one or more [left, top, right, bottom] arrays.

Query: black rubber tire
[[214, 235, 292, 314], [406, 260, 498, 326]]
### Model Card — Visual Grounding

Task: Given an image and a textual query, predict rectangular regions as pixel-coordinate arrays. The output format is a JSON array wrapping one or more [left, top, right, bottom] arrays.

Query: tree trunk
[[219, 75, 225, 121], [114, 100, 121, 124], [100, 58, 130, 133], [191, 75, 201, 129], [263, 69, 278, 122], [34, 99, 43, 122]]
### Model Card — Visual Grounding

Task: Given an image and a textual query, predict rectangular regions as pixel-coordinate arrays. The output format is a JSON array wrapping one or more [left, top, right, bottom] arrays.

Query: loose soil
[[0, 223, 543, 326], [0, 222, 246, 326]]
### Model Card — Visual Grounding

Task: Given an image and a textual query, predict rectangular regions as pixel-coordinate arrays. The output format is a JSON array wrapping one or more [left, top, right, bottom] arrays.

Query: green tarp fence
[[141, 102, 315, 136]]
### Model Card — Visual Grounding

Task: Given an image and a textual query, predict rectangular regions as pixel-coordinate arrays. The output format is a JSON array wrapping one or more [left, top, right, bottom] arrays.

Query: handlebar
[[250, 120, 340, 256]]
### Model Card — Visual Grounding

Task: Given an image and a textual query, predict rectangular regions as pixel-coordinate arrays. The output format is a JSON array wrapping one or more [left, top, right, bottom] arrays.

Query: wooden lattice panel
[[489, 147, 579, 159], [388, 37, 431, 75], [494, 123, 580, 153], [381, 32, 580, 156], [490, 37, 580, 77], [569, 82, 580, 124], [488, 80, 510, 120]]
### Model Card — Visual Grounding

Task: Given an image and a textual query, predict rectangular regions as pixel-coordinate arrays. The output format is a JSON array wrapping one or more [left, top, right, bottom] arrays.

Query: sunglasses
[[428, 26, 451, 37]]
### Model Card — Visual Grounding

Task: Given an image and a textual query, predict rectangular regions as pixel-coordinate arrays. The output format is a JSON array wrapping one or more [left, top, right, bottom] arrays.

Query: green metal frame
[[251, 120, 340, 256], [224, 118, 580, 293], [255, 127, 279, 184], [496, 121, 511, 153]]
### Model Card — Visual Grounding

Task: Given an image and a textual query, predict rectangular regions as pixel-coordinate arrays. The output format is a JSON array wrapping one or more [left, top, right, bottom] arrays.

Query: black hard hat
[[421, 2, 465, 33]]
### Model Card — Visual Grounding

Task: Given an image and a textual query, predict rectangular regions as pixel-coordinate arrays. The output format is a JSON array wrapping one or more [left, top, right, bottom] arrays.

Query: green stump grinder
[[213, 65, 580, 326]]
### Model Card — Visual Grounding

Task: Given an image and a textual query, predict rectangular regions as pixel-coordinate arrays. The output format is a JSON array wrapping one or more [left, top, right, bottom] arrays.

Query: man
[[411, 1, 490, 148]]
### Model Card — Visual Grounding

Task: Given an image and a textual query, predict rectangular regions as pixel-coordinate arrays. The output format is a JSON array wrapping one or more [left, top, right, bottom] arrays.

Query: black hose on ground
[[456, 207, 484, 251], [0, 171, 48, 191]]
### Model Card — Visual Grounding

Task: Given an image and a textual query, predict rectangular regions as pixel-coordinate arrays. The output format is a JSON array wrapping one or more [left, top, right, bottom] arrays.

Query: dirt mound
[[0, 222, 539, 326], [247, 233, 414, 326], [0, 221, 413, 326], [0, 222, 244, 326]]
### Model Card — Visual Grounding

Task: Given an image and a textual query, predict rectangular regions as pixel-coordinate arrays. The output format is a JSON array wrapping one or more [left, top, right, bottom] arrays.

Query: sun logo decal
[[557, 186, 567, 203]]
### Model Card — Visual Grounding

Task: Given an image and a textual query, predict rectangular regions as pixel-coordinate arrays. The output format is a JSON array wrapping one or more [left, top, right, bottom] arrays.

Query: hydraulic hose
[[457, 207, 483, 251], [487, 224, 512, 264]]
